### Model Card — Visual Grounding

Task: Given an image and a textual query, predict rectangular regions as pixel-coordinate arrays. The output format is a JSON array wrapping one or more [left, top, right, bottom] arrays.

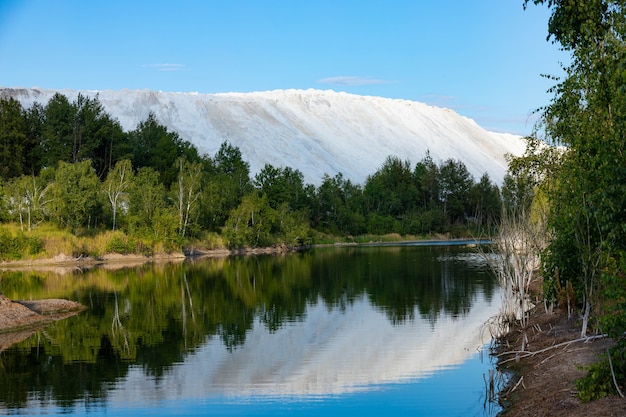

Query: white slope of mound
[[2, 87, 525, 185]]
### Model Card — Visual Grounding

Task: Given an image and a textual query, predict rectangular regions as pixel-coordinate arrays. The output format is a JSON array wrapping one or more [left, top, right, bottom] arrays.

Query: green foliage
[[469, 173, 501, 230], [50, 160, 102, 233], [128, 113, 201, 187], [524, 0, 626, 401], [105, 232, 136, 254], [173, 157, 203, 238], [576, 342, 626, 402], [273, 203, 311, 246], [21, 102, 45, 176], [413, 151, 439, 208], [223, 193, 275, 248], [0, 227, 43, 260], [254, 164, 310, 211], [599, 252, 626, 339], [127, 166, 167, 233], [313, 173, 365, 235], [4, 174, 52, 231], [212, 142, 252, 218], [102, 159, 134, 231], [525, 0, 612, 51], [364, 156, 416, 218], [438, 158, 473, 224], [0, 98, 26, 180], [39, 94, 127, 178]]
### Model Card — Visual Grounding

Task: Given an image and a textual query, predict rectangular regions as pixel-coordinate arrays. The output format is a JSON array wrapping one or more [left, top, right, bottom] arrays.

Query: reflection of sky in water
[[57, 290, 503, 416]]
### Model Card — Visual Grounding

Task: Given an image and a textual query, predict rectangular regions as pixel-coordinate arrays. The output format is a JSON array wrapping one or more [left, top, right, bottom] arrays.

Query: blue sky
[[0, 0, 566, 135]]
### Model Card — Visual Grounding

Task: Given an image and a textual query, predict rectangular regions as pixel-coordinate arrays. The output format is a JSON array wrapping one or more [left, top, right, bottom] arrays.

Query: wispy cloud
[[143, 63, 186, 72], [421, 94, 459, 109], [421, 95, 493, 113], [317, 76, 394, 86]]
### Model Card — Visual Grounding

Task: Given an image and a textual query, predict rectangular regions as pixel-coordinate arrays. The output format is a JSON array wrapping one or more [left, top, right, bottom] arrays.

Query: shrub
[[576, 343, 626, 402], [106, 233, 129, 254], [0, 227, 44, 261]]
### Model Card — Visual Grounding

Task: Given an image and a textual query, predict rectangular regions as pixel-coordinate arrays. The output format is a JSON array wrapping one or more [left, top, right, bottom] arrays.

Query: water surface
[[0, 243, 502, 416]]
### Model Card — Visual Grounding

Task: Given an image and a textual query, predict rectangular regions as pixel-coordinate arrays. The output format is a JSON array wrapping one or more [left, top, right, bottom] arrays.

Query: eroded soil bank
[[496, 294, 626, 416]]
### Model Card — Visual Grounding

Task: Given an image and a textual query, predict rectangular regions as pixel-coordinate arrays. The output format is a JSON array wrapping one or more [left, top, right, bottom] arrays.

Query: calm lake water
[[0, 243, 503, 416]]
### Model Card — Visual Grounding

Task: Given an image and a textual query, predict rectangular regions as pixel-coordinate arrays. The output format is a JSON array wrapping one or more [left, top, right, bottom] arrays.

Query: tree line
[[0, 92, 507, 252]]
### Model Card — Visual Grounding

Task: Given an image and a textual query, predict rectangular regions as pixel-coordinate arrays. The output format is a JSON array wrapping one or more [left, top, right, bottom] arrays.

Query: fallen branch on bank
[[498, 334, 607, 365]]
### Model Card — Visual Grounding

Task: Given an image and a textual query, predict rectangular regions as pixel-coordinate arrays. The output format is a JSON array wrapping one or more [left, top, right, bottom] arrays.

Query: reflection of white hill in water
[[113, 291, 500, 403]]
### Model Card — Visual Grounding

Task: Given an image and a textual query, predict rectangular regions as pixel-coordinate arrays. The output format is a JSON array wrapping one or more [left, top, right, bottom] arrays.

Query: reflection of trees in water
[[0, 245, 495, 409], [0, 333, 125, 411], [312, 246, 497, 326]]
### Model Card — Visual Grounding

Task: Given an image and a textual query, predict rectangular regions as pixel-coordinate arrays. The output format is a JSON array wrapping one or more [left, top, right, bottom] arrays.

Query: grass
[[0, 223, 184, 261], [1, 221, 477, 263]]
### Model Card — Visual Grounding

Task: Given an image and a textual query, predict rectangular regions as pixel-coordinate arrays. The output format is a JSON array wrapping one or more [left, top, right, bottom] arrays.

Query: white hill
[[2, 87, 525, 185]]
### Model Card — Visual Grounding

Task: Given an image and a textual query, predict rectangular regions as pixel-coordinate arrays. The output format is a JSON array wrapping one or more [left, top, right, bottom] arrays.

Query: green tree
[[274, 202, 311, 246], [102, 159, 134, 230], [469, 173, 501, 230], [41, 93, 75, 167], [254, 164, 310, 211], [438, 158, 473, 224], [223, 193, 274, 248], [3, 174, 52, 231], [22, 102, 45, 176], [70, 94, 124, 177], [213, 141, 251, 200], [204, 142, 251, 229], [253, 164, 312, 245], [49, 160, 102, 233], [413, 151, 440, 209], [409, 152, 445, 235], [525, 0, 626, 400], [0, 98, 26, 180], [128, 114, 201, 187], [174, 157, 203, 237], [364, 156, 417, 220], [128, 167, 167, 233], [314, 173, 365, 235]]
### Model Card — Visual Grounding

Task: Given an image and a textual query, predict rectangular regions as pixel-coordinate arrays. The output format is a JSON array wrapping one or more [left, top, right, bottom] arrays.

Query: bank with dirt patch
[[496, 292, 626, 416]]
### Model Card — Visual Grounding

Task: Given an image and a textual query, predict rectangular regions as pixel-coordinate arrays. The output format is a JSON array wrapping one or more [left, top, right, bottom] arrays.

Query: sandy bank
[[0, 245, 298, 272]]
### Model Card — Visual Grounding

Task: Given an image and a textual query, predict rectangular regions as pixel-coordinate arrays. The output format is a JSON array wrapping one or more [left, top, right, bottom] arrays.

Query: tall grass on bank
[[0, 224, 44, 261], [0, 223, 198, 261]]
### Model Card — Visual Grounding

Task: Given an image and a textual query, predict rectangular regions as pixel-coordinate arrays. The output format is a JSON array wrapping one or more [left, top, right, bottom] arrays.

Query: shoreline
[[495, 286, 626, 416], [0, 238, 487, 271], [4, 240, 620, 413], [0, 244, 299, 271]]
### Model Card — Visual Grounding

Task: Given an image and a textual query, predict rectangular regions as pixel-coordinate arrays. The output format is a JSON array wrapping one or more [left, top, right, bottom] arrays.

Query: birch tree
[[175, 157, 203, 237], [5, 174, 52, 231], [103, 159, 133, 230]]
